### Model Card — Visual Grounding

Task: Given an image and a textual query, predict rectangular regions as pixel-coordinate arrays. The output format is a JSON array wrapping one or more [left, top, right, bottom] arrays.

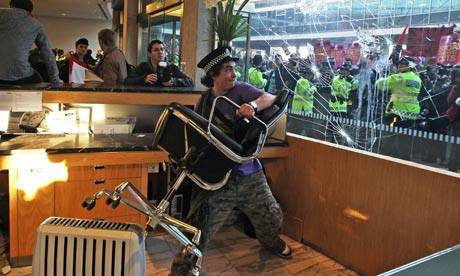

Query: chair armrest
[[207, 96, 268, 161]]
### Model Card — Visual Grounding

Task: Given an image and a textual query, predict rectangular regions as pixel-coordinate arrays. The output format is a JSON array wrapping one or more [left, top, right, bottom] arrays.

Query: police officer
[[292, 67, 317, 115], [376, 56, 422, 127], [248, 54, 267, 90], [329, 63, 359, 118]]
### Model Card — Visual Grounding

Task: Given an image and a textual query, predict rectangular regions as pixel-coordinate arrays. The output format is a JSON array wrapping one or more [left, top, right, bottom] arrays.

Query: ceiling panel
[[0, 0, 111, 21]]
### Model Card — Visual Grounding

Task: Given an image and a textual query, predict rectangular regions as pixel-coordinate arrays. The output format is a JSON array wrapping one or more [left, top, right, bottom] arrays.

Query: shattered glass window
[[233, 0, 460, 173]]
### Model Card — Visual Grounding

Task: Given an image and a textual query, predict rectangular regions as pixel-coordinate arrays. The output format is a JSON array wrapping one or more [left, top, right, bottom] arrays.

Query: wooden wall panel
[[17, 180, 54, 257], [263, 156, 303, 241], [269, 134, 460, 275]]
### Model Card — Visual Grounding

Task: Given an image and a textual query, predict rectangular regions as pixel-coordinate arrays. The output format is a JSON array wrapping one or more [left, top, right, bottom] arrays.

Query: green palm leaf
[[213, 0, 250, 46]]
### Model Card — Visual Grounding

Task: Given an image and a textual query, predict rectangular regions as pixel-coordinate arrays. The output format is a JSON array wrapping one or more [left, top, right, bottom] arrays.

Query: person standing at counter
[[124, 39, 194, 87], [95, 29, 127, 86], [0, 0, 60, 86], [58, 38, 90, 83], [186, 46, 292, 259]]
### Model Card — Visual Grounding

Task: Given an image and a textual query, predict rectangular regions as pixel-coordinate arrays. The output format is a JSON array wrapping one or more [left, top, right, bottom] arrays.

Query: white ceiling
[[0, 0, 111, 21]]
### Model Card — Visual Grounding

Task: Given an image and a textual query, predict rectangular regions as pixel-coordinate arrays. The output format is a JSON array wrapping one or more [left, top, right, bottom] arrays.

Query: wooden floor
[[8, 226, 358, 275]]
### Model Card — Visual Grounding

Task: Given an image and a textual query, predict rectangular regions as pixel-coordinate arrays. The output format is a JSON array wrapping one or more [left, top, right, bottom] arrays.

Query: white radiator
[[32, 217, 145, 276]]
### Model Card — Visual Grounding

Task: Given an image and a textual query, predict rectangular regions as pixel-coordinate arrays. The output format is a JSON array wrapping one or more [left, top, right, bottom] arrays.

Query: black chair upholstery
[[153, 103, 243, 185], [153, 90, 293, 189], [258, 89, 293, 128]]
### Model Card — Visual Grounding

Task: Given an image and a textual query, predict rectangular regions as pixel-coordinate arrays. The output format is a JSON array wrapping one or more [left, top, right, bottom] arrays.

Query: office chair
[[81, 90, 293, 275]]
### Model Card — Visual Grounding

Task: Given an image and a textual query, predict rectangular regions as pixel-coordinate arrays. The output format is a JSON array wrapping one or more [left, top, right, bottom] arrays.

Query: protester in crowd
[[187, 46, 292, 259]]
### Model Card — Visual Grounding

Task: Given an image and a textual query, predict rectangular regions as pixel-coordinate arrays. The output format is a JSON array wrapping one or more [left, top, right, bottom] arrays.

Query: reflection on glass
[[233, 0, 460, 173], [140, 1, 183, 66]]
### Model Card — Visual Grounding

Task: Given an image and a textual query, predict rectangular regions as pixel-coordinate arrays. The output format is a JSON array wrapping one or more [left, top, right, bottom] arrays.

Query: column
[[122, 0, 139, 65]]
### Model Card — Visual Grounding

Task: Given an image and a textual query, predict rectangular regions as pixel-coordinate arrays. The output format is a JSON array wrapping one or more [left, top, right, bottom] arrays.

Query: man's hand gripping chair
[[80, 90, 293, 275]]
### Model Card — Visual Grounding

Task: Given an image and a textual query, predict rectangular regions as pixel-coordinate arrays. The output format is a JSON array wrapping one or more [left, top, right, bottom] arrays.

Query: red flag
[[396, 25, 408, 46]]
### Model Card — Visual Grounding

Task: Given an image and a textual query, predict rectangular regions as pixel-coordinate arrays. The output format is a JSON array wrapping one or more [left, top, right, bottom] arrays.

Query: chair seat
[[169, 103, 244, 155], [153, 103, 244, 185]]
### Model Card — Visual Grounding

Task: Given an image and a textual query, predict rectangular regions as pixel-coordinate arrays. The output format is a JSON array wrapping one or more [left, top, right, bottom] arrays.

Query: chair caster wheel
[[82, 198, 95, 210], [170, 246, 198, 276]]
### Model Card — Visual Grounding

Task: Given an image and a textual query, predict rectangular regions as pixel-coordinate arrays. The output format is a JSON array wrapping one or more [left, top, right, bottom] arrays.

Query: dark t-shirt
[[216, 81, 264, 118], [197, 81, 264, 175]]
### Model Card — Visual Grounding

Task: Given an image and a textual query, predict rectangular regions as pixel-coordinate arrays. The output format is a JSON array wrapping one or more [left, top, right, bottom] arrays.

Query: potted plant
[[206, 0, 250, 47]]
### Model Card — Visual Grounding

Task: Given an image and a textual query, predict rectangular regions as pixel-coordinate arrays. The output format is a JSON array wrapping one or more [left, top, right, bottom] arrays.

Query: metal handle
[[94, 165, 105, 170], [94, 179, 106, 185]]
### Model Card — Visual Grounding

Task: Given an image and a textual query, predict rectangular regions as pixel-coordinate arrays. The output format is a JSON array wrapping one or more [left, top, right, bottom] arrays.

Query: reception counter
[[0, 84, 290, 266], [0, 132, 289, 266]]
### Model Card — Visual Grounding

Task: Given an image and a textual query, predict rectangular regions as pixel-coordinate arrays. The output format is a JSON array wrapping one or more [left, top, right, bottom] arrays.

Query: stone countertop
[[0, 133, 287, 155], [0, 133, 156, 155], [0, 83, 204, 93]]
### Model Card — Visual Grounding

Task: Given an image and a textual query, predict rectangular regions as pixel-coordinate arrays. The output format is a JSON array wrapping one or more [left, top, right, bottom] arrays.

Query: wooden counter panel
[[43, 91, 200, 106], [6, 146, 287, 262], [66, 164, 142, 181], [270, 134, 460, 275], [55, 177, 142, 220], [17, 181, 54, 258], [1, 147, 288, 170]]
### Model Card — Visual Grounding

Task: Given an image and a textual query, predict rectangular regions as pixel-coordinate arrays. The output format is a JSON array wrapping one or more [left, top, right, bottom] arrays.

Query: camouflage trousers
[[186, 169, 283, 251]]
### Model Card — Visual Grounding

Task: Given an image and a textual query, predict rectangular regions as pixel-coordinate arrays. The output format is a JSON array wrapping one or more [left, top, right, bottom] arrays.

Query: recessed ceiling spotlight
[[61, 13, 67, 16]]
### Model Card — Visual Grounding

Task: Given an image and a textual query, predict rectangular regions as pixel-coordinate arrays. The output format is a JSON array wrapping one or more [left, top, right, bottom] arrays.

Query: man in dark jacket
[[125, 40, 194, 87]]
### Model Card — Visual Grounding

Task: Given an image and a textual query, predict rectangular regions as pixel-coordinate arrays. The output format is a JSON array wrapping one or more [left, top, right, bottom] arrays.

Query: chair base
[[82, 172, 203, 275]]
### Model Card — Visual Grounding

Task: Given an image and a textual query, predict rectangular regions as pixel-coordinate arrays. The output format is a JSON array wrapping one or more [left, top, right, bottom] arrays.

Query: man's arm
[[124, 62, 150, 85], [238, 92, 276, 118], [170, 65, 194, 87], [35, 27, 60, 85]]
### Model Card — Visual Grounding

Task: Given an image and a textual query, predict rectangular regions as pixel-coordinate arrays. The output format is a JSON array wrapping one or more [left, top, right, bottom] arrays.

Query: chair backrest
[[258, 89, 294, 128], [153, 103, 242, 188], [233, 89, 293, 152]]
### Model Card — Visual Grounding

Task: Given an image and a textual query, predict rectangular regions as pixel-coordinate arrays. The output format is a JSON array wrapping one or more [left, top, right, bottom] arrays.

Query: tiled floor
[[7, 226, 358, 275]]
